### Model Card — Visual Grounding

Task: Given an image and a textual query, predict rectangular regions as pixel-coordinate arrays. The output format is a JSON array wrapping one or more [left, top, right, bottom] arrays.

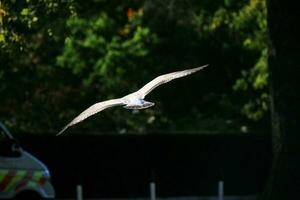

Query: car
[[0, 122, 55, 199]]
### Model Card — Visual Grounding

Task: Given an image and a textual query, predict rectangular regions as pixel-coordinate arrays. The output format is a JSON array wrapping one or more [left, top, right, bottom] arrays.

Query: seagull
[[58, 64, 208, 135]]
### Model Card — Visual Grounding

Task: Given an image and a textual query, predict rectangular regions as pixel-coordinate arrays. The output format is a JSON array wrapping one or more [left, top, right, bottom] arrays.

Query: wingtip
[[194, 64, 209, 71], [56, 125, 68, 136]]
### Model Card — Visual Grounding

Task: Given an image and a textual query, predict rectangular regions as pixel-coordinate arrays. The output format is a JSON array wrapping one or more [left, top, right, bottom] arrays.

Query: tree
[[0, 0, 74, 132], [263, 0, 300, 199], [1, 0, 270, 134], [144, 0, 270, 131], [56, 6, 161, 134]]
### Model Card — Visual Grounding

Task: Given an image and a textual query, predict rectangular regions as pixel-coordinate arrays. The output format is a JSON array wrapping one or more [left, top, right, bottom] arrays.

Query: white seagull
[[58, 64, 208, 135]]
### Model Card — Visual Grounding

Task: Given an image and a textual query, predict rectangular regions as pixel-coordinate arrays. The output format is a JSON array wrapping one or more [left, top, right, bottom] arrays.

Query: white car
[[0, 122, 55, 199]]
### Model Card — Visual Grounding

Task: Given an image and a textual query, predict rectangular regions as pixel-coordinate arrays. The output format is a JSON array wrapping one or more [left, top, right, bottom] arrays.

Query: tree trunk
[[264, 0, 300, 199]]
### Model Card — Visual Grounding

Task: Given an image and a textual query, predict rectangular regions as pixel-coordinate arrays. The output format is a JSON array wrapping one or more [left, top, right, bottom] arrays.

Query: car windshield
[[0, 128, 8, 142], [0, 124, 21, 157]]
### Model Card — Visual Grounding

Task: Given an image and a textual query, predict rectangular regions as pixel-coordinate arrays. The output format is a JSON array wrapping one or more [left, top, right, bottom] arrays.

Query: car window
[[0, 126, 21, 157]]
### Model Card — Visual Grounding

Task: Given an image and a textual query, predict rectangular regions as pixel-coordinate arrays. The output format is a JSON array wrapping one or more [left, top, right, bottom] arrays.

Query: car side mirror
[[0, 138, 21, 157]]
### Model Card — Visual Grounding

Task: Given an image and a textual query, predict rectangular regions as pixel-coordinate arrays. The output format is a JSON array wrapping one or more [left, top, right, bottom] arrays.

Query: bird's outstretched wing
[[137, 65, 208, 98], [57, 99, 124, 135]]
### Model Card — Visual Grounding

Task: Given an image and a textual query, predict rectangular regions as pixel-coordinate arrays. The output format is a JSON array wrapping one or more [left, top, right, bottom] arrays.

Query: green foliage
[[55, 7, 163, 134], [0, 0, 74, 50], [57, 11, 158, 91], [234, 49, 268, 120], [198, 0, 268, 121], [0, 0, 74, 132], [0, 0, 269, 134]]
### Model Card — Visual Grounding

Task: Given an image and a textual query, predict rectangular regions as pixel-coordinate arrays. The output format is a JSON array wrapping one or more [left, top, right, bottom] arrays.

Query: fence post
[[76, 184, 83, 200], [218, 180, 224, 200], [150, 182, 156, 200]]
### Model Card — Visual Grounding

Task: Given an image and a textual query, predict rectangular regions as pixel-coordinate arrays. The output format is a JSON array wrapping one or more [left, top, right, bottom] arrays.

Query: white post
[[218, 180, 224, 200], [76, 184, 83, 200], [150, 182, 156, 200]]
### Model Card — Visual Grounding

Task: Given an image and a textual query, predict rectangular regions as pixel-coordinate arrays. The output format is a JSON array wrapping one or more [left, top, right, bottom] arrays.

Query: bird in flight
[[58, 64, 208, 135]]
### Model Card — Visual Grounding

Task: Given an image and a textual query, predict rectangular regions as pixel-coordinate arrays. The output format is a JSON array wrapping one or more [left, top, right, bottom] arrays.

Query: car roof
[[0, 122, 15, 140]]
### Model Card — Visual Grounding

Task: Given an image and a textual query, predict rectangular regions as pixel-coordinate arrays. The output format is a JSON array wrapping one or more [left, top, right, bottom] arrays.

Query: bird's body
[[121, 92, 154, 109], [123, 100, 155, 109], [58, 65, 208, 135]]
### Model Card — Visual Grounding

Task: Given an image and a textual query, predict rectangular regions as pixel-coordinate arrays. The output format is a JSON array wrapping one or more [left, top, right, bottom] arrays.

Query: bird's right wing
[[58, 98, 124, 135], [137, 65, 208, 98]]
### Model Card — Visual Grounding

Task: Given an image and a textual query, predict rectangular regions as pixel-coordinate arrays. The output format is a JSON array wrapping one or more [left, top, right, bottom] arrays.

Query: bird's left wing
[[58, 98, 124, 135], [137, 65, 208, 98]]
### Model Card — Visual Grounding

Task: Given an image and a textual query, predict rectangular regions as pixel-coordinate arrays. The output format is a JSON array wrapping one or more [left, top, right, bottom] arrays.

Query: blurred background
[[0, 0, 269, 134], [0, 0, 272, 199]]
